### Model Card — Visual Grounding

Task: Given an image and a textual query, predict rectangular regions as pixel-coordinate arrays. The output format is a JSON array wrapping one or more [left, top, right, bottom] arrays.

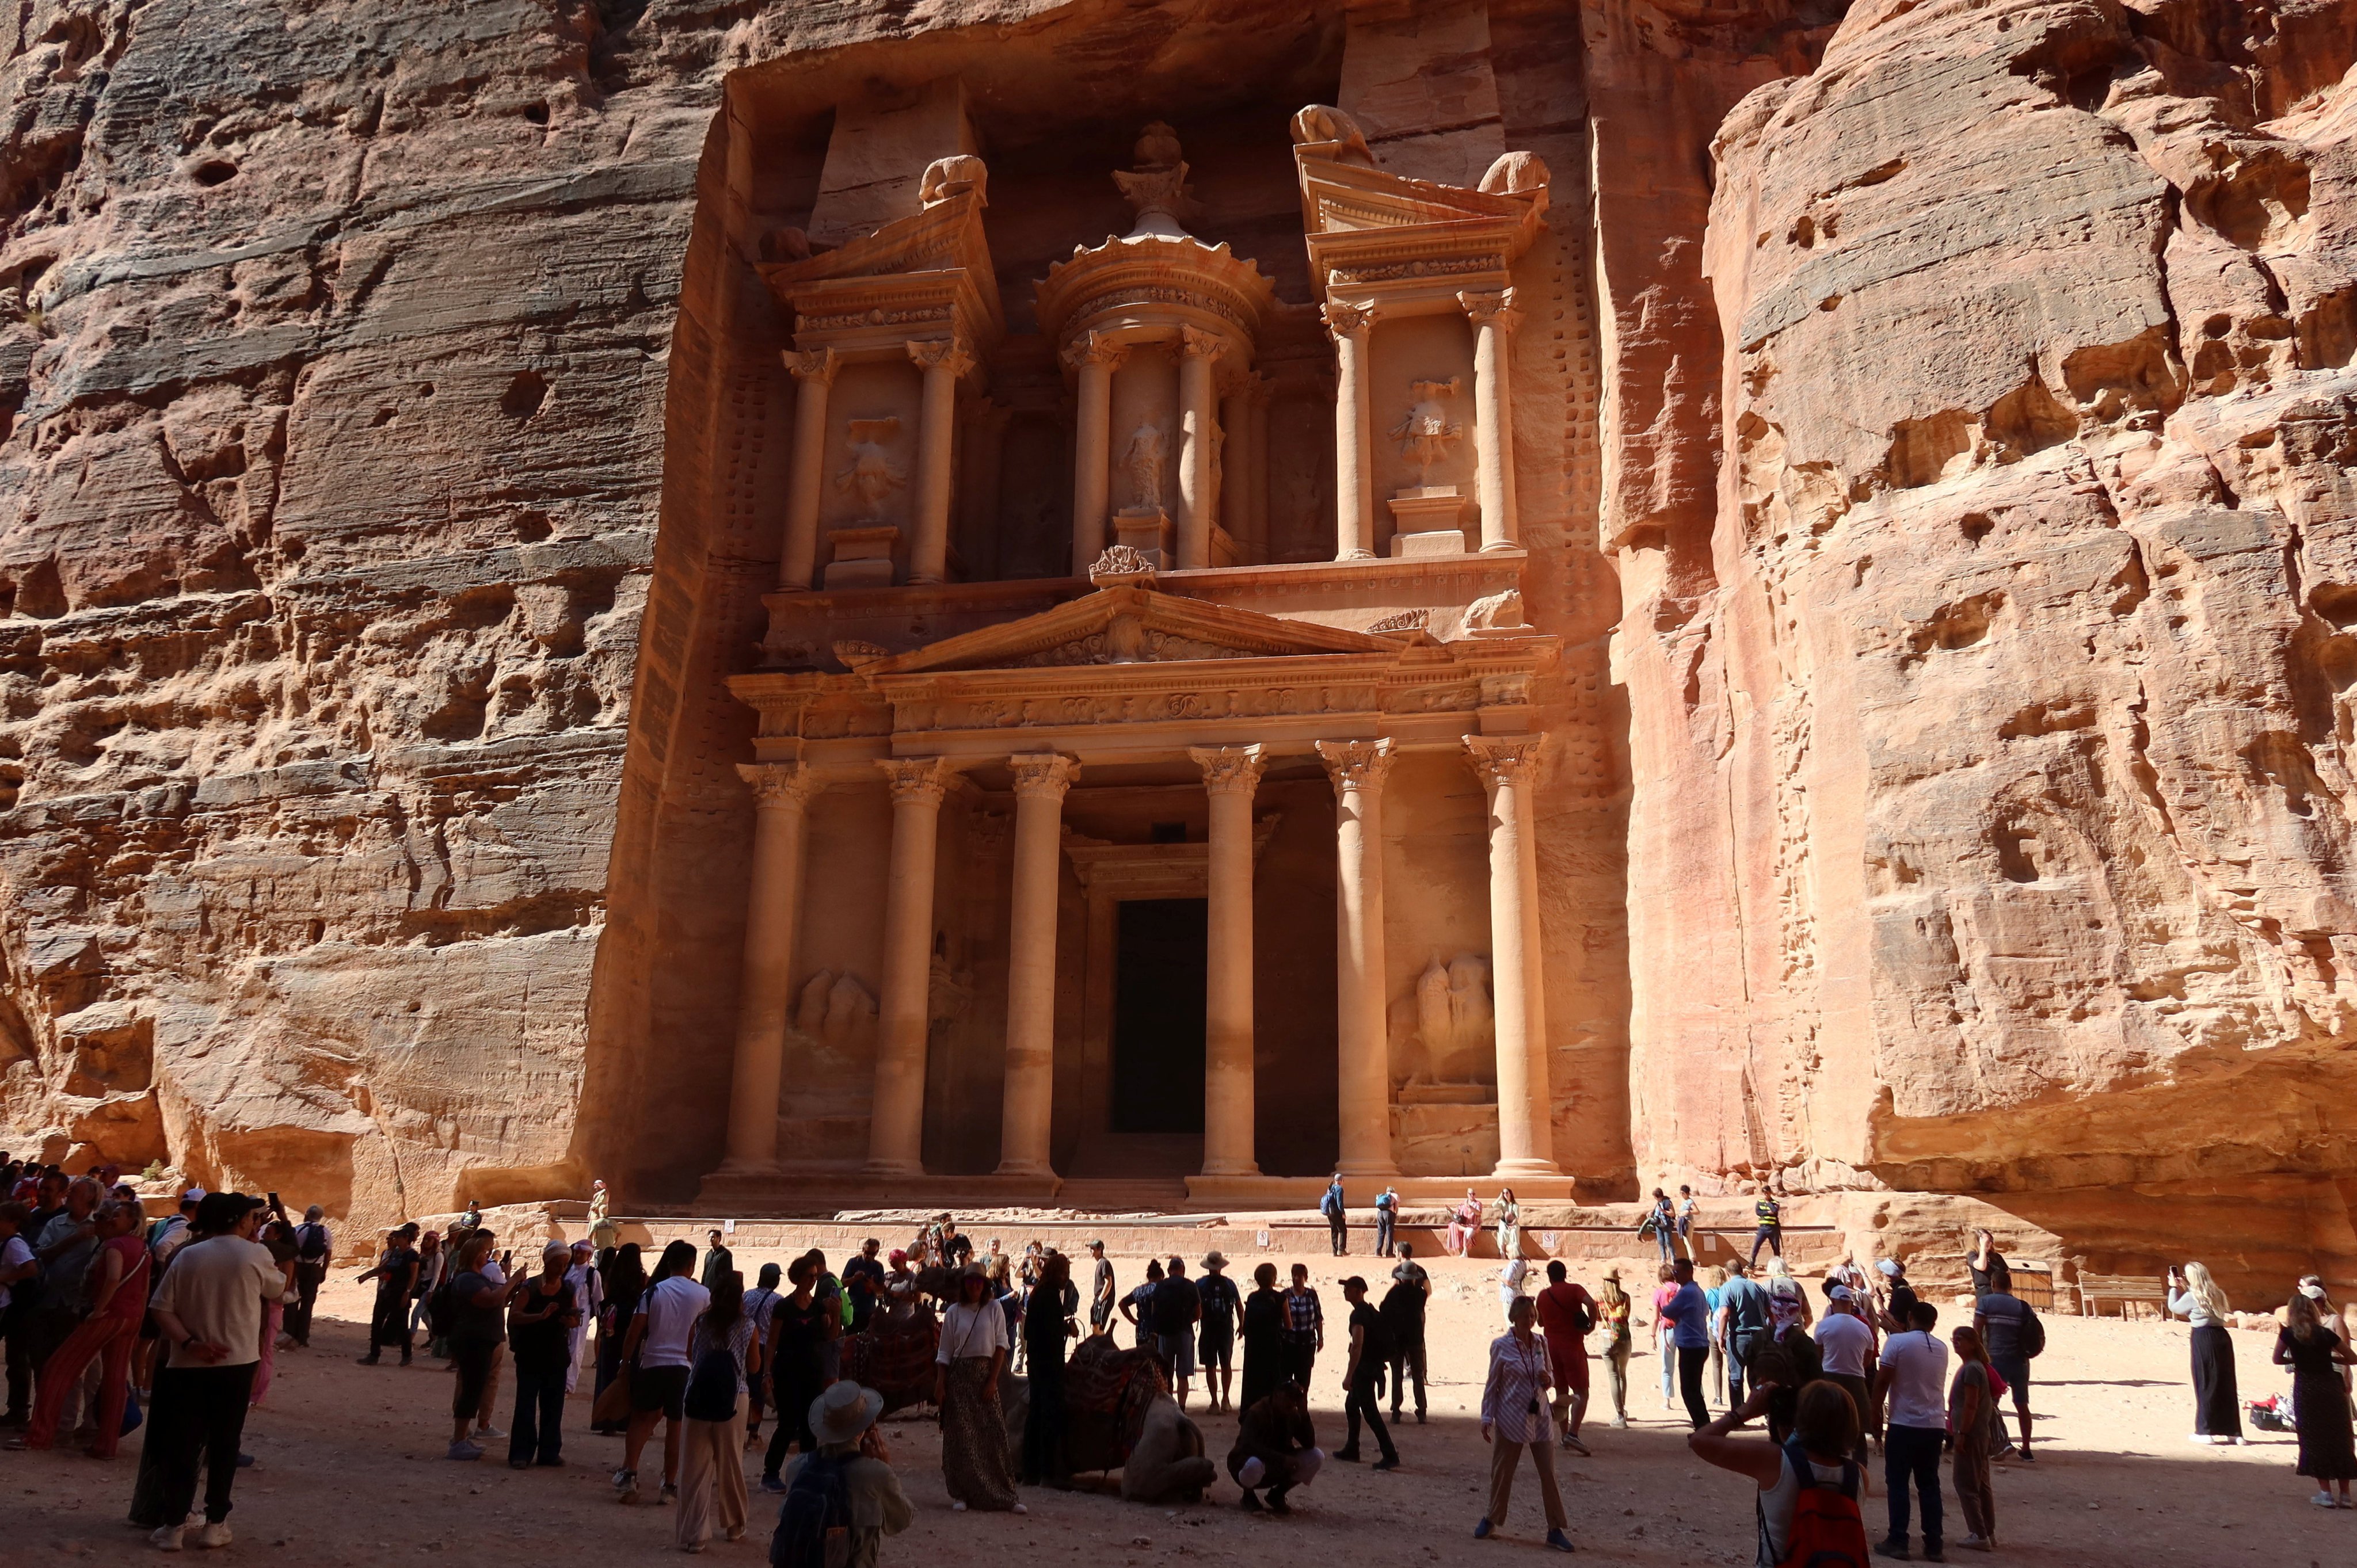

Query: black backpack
[[771, 1451, 855, 1568], [2018, 1302, 2047, 1360], [684, 1340, 742, 1423]]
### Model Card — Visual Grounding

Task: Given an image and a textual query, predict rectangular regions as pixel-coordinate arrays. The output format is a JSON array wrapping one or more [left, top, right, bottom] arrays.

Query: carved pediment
[[759, 184, 1004, 351], [860, 585, 1396, 677]]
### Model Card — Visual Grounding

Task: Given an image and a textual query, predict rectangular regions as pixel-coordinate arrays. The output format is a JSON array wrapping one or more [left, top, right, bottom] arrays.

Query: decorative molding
[[1464, 733, 1544, 789], [1178, 323, 1225, 361], [1086, 544, 1157, 587], [877, 756, 956, 806], [906, 338, 976, 378], [1008, 753, 1082, 799], [737, 761, 820, 808], [782, 348, 839, 386], [1459, 288, 1523, 335], [1368, 608, 1431, 635], [1315, 737, 1398, 793], [1322, 300, 1375, 339], [1189, 742, 1267, 795], [832, 640, 891, 670]]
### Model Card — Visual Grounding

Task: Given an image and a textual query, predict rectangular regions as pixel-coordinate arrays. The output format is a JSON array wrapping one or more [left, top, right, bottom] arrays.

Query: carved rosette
[[1008, 753, 1081, 800], [1458, 288, 1522, 337], [1322, 300, 1376, 341], [878, 756, 955, 806], [737, 761, 820, 809], [1464, 733, 1544, 790], [906, 338, 977, 379], [783, 347, 840, 386], [1315, 737, 1397, 794], [1060, 332, 1130, 373], [1189, 743, 1267, 796]]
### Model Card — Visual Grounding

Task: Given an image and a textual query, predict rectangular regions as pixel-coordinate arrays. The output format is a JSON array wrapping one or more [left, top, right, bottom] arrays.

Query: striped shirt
[[1482, 1330, 1555, 1445]]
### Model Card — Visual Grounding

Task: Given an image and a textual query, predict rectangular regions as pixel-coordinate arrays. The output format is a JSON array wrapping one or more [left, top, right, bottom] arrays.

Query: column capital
[[737, 761, 820, 808], [1464, 733, 1544, 788], [1060, 331, 1130, 373], [1189, 743, 1267, 796], [878, 756, 957, 806], [1008, 753, 1081, 800], [783, 346, 840, 386], [1458, 288, 1522, 335], [1314, 737, 1397, 793], [1178, 324, 1227, 362], [907, 338, 976, 379], [1322, 300, 1376, 341]]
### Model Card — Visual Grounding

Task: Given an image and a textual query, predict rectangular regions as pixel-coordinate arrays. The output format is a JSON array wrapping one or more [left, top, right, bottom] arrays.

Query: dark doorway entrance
[[1111, 897, 1207, 1134]]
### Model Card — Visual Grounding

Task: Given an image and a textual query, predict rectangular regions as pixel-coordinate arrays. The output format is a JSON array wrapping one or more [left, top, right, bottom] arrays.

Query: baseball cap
[[1876, 1258, 1901, 1276]]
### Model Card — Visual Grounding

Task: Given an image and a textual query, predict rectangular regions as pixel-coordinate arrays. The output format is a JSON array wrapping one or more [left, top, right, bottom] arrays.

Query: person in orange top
[[1532, 1261, 1598, 1456]]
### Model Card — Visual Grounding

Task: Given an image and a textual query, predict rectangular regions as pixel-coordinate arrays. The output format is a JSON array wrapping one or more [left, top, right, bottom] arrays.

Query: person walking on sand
[[1663, 1259, 1714, 1430], [676, 1269, 758, 1551], [935, 1266, 1023, 1514], [1947, 1323, 2001, 1550], [2275, 1284, 2356, 1508], [2168, 1261, 2245, 1445], [615, 1238, 710, 1505], [565, 1239, 603, 1397], [1281, 1263, 1324, 1391], [1533, 1260, 1596, 1456], [1332, 1276, 1399, 1471], [287, 1206, 330, 1349], [1652, 1261, 1680, 1413], [1597, 1267, 1633, 1429], [759, 1256, 836, 1493], [1691, 1378, 1870, 1568], [1719, 1258, 1773, 1409], [1473, 1295, 1576, 1552]]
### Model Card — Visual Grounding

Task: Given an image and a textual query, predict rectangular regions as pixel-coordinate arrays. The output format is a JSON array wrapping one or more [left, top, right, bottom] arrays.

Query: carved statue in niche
[[1112, 121, 1195, 236], [1122, 422, 1166, 510], [1389, 378, 1464, 486], [836, 417, 905, 518], [1388, 952, 1497, 1090], [794, 968, 879, 1059]]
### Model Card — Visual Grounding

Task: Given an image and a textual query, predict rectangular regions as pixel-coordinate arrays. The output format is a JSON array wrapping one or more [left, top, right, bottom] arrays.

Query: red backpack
[[1762, 1437, 1869, 1568]]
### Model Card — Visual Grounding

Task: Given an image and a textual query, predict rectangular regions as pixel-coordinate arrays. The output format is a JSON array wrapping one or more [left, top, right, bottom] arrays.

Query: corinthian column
[[1317, 739, 1399, 1178], [1177, 326, 1223, 570], [724, 762, 819, 1167], [907, 339, 974, 585], [1064, 333, 1127, 577], [1190, 743, 1266, 1178], [868, 757, 954, 1176], [1460, 289, 1522, 552], [1325, 302, 1376, 560], [997, 753, 1078, 1178], [779, 349, 838, 590], [1465, 734, 1558, 1175]]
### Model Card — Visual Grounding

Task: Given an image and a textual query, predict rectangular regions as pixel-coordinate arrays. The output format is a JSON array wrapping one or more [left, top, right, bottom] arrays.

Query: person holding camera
[[1474, 1294, 1575, 1551], [2166, 1261, 2245, 1444]]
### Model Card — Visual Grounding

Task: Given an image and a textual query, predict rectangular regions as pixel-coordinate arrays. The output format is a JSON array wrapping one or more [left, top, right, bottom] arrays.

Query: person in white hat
[[772, 1383, 912, 1564]]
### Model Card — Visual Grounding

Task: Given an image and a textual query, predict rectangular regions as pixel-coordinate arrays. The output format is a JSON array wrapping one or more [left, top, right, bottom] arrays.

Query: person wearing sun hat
[[772, 1382, 913, 1566]]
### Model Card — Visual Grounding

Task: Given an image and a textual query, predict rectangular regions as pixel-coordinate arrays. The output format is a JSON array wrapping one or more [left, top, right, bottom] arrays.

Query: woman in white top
[[935, 1268, 1024, 1513], [1691, 1379, 1869, 1566], [1499, 1256, 1529, 1324], [2167, 1261, 2245, 1443]]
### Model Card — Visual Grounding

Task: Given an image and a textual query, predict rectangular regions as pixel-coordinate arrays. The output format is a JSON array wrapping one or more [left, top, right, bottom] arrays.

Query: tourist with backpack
[[1972, 1271, 2043, 1463], [772, 1381, 911, 1568], [1691, 1377, 1871, 1568], [1320, 1175, 1348, 1257], [677, 1269, 759, 1551], [286, 1207, 331, 1349]]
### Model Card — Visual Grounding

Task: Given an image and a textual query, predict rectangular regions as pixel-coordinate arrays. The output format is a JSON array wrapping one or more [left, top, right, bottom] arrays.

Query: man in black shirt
[[1380, 1248, 1429, 1423], [1087, 1241, 1115, 1336], [1196, 1252, 1242, 1413], [356, 1224, 421, 1365], [840, 1238, 886, 1332], [1332, 1277, 1398, 1469], [699, 1229, 733, 1291], [1152, 1255, 1202, 1410]]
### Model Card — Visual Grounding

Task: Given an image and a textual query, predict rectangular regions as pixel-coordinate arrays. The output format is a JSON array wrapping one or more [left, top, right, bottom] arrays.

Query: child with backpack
[[1690, 1378, 1872, 1568], [772, 1382, 913, 1568]]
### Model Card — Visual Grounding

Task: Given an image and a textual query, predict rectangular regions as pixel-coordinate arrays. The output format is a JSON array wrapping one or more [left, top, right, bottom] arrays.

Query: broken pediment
[[859, 585, 1396, 676], [757, 173, 1004, 354]]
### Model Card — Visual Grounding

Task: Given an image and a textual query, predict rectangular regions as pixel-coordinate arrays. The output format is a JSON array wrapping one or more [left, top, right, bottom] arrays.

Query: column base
[[1491, 1157, 1563, 1178], [1335, 1159, 1402, 1181], [1479, 538, 1520, 553], [863, 1159, 928, 1180]]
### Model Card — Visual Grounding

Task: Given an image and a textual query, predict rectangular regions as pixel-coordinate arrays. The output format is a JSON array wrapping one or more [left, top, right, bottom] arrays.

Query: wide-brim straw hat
[[1202, 1251, 1229, 1269], [810, 1381, 884, 1446]]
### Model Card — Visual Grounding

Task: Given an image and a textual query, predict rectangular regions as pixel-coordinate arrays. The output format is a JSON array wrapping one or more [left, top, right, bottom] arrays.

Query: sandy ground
[[7, 1245, 2352, 1567]]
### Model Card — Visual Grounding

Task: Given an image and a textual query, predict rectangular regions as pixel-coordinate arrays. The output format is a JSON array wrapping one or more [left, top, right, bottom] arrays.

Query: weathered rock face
[[1620, 0, 2357, 1290], [1, 0, 2351, 1295]]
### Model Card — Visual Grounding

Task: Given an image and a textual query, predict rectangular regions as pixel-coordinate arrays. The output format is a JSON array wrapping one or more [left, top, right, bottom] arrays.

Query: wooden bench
[[2070, 1256, 2169, 1317]]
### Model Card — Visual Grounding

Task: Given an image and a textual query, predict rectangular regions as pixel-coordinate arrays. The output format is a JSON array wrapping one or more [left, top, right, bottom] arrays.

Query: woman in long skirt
[[1494, 1188, 1521, 1260], [1020, 1253, 1075, 1486], [2275, 1288, 2356, 1506], [935, 1269, 1022, 1512], [1239, 1263, 1286, 1412], [2168, 1261, 2245, 1442]]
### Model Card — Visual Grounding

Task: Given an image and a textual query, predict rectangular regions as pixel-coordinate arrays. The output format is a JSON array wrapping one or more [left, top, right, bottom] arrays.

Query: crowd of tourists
[[3, 1153, 2355, 1564]]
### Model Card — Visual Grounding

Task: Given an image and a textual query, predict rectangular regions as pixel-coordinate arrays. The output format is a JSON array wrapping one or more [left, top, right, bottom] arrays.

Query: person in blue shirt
[[1373, 1187, 1399, 1258], [1320, 1177, 1348, 1257], [1661, 1260, 1713, 1430]]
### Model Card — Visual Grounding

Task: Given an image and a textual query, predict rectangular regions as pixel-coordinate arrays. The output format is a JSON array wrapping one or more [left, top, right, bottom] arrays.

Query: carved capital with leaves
[[1464, 733, 1544, 790], [1458, 288, 1522, 335], [1322, 300, 1376, 341], [878, 756, 957, 806], [1189, 743, 1267, 797], [783, 347, 839, 386], [907, 338, 976, 379], [1315, 738, 1397, 794], [737, 761, 820, 809], [1008, 753, 1081, 801]]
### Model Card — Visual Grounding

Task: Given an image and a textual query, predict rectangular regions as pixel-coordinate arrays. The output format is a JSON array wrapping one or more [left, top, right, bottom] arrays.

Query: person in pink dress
[[18, 1196, 149, 1457]]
